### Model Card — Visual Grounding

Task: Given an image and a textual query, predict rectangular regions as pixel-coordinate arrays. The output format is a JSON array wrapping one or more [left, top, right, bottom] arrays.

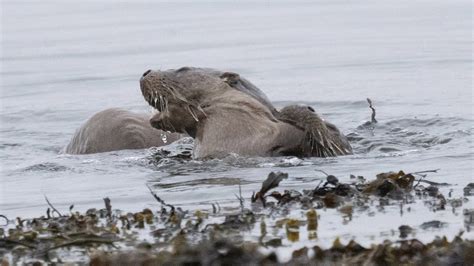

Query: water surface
[[1, 0, 472, 248]]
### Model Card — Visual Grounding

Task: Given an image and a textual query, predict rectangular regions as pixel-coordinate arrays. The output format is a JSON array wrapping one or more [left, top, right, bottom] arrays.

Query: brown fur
[[193, 89, 304, 158], [278, 105, 352, 157], [140, 67, 352, 158], [64, 108, 182, 154]]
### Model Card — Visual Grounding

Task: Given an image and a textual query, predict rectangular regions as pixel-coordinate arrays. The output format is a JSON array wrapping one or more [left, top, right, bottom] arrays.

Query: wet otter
[[278, 105, 352, 157], [140, 67, 352, 158], [64, 108, 182, 154]]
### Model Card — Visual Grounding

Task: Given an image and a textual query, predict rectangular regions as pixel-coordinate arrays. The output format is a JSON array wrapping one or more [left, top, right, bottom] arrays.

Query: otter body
[[64, 108, 182, 154], [140, 67, 352, 158]]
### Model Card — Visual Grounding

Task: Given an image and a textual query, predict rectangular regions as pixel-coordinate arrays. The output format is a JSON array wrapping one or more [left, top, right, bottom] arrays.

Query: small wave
[[384, 118, 445, 128], [350, 116, 471, 155], [22, 162, 70, 172], [147, 140, 321, 173], [149, 153, 269, 174], [151, 177, 251, 189], [149, 152, 332, 174], [0, 143, 22, 149], [443, 129, 472, 138]]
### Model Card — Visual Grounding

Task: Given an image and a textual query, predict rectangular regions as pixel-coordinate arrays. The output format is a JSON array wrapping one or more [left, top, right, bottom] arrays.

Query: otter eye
[[220, 72, 240, 86], [307, 106, 315, 112]]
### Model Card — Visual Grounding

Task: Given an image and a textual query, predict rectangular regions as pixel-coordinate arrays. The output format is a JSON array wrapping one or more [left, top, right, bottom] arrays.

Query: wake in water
[[146, 113, 472, 173], [350, 116, 472, 155]]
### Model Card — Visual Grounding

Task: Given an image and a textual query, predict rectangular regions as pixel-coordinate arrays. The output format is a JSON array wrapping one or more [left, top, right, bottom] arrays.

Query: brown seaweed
[[1, 169, 471, 265], [251, 172, 288, 206]]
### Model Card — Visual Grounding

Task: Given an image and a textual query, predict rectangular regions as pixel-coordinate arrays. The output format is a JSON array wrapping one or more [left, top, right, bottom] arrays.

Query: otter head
[[140, 67, 251, 138], [278, 105, 353, 156]]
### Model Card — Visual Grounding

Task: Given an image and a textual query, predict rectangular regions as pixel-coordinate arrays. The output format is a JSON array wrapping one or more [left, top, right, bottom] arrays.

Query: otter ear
[[220, 72, 240, 86]]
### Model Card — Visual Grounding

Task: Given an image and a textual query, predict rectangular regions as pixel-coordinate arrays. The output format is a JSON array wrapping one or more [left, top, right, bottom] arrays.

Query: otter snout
[[142, 69, 152, 78], [150, 112, 177, 133]]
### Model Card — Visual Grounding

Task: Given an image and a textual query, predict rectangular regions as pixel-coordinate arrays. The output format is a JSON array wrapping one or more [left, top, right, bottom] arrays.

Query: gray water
[[1, 0, 472, 248]]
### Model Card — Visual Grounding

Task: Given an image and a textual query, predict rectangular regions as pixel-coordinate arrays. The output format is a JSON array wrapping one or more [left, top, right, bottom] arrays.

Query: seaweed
[[251, 172, 288, 206], [44, 195, 63, 217], [464, 183, 474, 196], [367, 98, 377, 124], [84, 235, 473, 266], [1, 169, 472, 265]]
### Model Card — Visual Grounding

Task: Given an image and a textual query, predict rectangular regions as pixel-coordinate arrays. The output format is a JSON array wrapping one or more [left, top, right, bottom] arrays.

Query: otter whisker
[[187, 105, 199, 122], [197, 106, 207, 118], [164, 97, 169, 114], [325, 140, 336, 156], [316, 130, 323, 144], [331, 141, 344, 155], [325, 148, 331, 157], [159, 95, 165, 112], [321, 149, 326, 158], [163, 83, 177, 100]]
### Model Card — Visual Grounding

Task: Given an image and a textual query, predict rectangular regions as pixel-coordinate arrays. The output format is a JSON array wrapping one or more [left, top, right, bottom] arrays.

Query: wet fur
[[140, 67, 352, 158], [65, 108, 182, 154], [278, 106, 352, 157], [193, 89, 305, 158]]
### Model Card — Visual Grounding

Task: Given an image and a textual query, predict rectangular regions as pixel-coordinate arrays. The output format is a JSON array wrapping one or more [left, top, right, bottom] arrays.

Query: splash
[[160, 132, 168, 144]]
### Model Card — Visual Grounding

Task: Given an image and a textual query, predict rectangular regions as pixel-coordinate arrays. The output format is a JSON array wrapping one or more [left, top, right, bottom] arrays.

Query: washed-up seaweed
[[464, 183, 474, 196], [80, 235, 474, 266], [1, 169, 472, 265], [44, 195, 63, 217], [251, 172, 288, 206], [251, 169, 445, 210]]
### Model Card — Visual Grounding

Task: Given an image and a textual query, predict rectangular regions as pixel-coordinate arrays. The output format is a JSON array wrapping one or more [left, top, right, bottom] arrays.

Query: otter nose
[[142, 69, 152, 77]]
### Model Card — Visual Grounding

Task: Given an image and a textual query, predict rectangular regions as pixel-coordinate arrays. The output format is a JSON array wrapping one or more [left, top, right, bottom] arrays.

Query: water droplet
[[161, 133, 168, 144]]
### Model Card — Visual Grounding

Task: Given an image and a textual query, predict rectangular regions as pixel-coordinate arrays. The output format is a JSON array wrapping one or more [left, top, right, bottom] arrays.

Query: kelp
[[251, 172, 288, 206], [77, 235, 474, 266], [1, 169, 472, 265]]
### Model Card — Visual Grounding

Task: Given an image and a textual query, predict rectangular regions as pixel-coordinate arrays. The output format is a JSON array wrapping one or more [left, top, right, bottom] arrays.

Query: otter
[[64, 108, 183, 154], [278, 105, 352, 157], [139, 67, 352, 158]]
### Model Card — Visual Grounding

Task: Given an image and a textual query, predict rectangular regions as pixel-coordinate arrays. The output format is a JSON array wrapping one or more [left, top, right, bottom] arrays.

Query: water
[[1, 0, 472, 249]]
